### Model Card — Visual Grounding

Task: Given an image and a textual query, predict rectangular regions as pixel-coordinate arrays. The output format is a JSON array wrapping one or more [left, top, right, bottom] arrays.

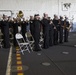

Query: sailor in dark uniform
[[63, 17, 70, 42], [49, 20, 54, 46], [1, 15, 10, 48], [41, 13, 49, 49], [58, 16, 64, 43], [8, 16, 13, 28], [29, 16, 34, 37], [53, 15, 59, 45], [21, 18, 26, 41], [12, 18, 18, 47], [26, 19, 30, 32], [33, 14, 41, 51]]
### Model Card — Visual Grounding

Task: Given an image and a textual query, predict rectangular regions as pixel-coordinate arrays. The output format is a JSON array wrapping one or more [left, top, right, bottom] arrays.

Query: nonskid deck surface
[[0, 32, 76, 75]]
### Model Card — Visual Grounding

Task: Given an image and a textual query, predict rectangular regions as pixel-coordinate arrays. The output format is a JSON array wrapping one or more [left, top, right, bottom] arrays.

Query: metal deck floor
[[0, 32, 76, 75]]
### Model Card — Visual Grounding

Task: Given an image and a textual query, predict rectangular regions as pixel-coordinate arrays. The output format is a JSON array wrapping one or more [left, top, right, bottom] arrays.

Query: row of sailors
[[0, 13, 70, 51]]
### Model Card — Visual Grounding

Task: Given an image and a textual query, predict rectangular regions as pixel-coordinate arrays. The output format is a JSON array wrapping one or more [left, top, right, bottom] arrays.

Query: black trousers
[[34, 32, 40, 50], [64, 28, 69, 42], [43, 29, 49, 49], [30, 25, 34, 37], [21, 30, 26, 41], [3, 26, 10, 48], [49, 30, 54, 46], [53, 29, 58, 45], [59, 27, 63, 43], [13, 25, 18, 47]]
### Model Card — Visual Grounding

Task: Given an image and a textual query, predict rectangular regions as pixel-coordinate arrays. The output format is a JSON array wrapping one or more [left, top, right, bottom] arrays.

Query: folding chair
[[39, 31, 44, 49], [15, 33, 30, 55], [25, 32, 34, 51]]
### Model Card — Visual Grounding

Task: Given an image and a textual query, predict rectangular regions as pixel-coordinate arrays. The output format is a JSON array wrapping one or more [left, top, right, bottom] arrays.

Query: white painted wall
[[0, 0, 76, 19]]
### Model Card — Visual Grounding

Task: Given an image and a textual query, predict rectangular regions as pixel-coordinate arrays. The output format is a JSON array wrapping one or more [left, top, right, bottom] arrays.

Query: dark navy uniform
[[49, 22, 54, 46], [1, 20, 10, 48], [21, 21, 26, 41], [53, 19, 59, 45], [64, 20, 70, 42], [29, 19, 34, 37], [42, 18, 49, 49], [58, 19, 64, 43], [33, 18, 41, 51], [12, 21, 18, 46]]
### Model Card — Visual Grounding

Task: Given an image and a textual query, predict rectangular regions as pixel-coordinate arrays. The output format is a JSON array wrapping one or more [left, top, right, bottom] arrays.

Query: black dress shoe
[[37, 49, 41, 51], [64, 40, 68, 42], [59, 41, 63, 44]]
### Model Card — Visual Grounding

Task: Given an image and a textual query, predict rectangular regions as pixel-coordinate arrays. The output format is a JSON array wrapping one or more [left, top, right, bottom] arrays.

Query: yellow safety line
[[16, 47, 24, 75], [17, 73, 24, 75]]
